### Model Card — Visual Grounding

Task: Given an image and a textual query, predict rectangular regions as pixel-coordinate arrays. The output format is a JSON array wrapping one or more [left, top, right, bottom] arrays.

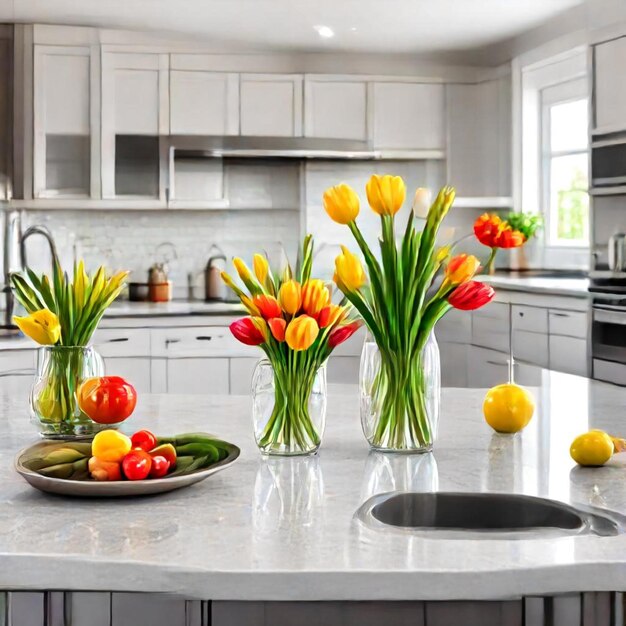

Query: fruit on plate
[[149, 443, 177, 467], [131, 429, 158, 452], [483, 383, 535, 433], [91, 430, 132, 463], [149, 455, 170, 478], [77, 376, 137, 424], [122, 449, 153, 480], [89, 456, 122, 481], [570, 430, 626, 467]]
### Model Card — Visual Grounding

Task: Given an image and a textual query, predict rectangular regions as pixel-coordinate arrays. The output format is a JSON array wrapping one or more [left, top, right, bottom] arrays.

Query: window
[[541, 79, 589, 247]]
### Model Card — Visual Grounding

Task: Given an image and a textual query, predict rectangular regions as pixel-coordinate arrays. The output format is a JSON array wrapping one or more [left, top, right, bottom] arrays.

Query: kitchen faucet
[[2, 210, 59, 329]]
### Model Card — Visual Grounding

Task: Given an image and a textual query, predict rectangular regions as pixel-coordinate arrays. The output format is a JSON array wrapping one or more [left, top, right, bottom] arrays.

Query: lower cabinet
[[439, 342, 468, 387], [165, 357, 230, 394], [101, 356, 152, 393], [229, 357, 259, 395], [549, 335, 588, 377], [468, 346, 543, 388]]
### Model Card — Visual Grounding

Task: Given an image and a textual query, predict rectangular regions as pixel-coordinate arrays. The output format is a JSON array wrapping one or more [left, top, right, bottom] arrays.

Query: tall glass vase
[[360, 332, 440, 453], [30, 346, 105, 439], [252, 359, 327, 456]]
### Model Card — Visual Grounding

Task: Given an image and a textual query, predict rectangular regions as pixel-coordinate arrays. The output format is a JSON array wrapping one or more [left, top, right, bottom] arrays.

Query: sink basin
[[356, 492, 625, 537]]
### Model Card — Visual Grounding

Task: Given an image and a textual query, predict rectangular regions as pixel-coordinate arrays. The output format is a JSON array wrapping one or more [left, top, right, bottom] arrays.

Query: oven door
[[592, 306, 626, 370]]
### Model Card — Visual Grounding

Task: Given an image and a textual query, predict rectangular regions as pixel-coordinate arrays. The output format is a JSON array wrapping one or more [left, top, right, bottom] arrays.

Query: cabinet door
[[170, 69, 239, 135], [239, 74, 303, 136], [102, 357, 151, 393], [304, 78, 368, 140], [166, 358, 229, 394], [594, 37, 626, 132], [549, 335, 588, 377], [33, 45, 95, 198], [446, 77, 511, 197], [229, 357, 259, 395], [512, 330, 549, 368], [439, 342, 468, 387], [372, 82, 445, 150], [101, 51, 168, 200]]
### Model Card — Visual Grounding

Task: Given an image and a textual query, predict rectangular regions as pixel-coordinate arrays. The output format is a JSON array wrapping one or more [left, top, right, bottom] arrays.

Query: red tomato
[[121, 450, 152, 480], [149, 455, 170, 478], [131, 429, 157, 452], [78, 376, 137, 424]]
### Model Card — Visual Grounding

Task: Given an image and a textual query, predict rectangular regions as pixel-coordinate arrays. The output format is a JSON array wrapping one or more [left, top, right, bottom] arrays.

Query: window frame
[[539, 77, 590, 249]]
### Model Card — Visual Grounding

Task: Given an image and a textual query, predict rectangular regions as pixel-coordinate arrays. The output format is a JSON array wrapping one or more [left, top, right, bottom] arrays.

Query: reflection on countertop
[[2, 371, 626, 600]]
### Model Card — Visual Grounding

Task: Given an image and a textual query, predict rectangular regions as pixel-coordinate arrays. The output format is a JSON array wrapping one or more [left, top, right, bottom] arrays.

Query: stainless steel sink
[[356, 492, 626, 537]]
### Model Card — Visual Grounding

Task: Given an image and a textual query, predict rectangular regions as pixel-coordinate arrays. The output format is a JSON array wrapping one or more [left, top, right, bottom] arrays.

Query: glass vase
[[360, 331, 440, 453], [31, 346, 105, 439], [252, 359, 327, 456]]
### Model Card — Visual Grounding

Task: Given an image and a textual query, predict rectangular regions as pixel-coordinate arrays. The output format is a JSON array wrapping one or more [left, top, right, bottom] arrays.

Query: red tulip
[[268, 317, 286, 342], [252, 294, 282, 320], [229, 317, 265, 346], [328, 321, 361, 348], [474, 213, 525, 249], [448, 281, 495, 311]]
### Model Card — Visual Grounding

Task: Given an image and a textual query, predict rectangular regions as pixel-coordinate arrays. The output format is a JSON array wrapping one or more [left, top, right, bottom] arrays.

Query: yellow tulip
[[278, 280, 302, 315], [334, 246, 365, 292], [251, 316, 270, 342], [301, 279, 330, 317], [233, 257, 253, 283], [366, 174, 406, 216], [253, 253, 269, 284], [285, 315, 319, 351], [241, 295, 261, 316], [323, 183, 360, 225], [444, 254, 481, 285], [13, 309, 61, 345]]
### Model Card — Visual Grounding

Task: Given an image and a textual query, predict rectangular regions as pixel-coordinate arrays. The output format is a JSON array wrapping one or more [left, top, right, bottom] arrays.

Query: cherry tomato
[[78, 376, 137, 424], [131, 430, 157, 452], [149, 443, 177, 467], [122, 450, 152, 480], [149, 455, 170, 478]]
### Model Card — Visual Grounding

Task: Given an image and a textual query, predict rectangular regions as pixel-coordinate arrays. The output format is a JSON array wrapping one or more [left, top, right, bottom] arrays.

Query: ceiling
[[0, 0, 584, 55]]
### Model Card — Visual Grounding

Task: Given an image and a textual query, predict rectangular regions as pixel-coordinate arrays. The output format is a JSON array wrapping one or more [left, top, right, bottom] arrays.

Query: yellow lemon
[[91, 430, 132, 463], [483, 383, 535, 433], [570, 430, 614, 467]]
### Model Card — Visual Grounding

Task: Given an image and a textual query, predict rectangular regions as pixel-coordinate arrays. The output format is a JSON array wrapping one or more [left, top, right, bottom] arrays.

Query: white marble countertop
[[104, 299, 244, 318], [481, 274, 589, 298], [2, 372, 626, 600]]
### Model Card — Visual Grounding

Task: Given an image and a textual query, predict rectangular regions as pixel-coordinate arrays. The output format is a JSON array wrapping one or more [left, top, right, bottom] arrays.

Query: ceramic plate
[[15, 438, 240, 497]]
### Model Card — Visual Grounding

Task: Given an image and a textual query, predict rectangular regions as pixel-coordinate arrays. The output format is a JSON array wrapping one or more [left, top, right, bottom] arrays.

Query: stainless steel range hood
[[168, 135, 378, 160]]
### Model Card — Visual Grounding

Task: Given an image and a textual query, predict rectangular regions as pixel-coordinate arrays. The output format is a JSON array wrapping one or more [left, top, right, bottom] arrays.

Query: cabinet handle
[[107, 337, 129, 343], [518, 311, 524, 317], [486, 360, 507, 366], [551, 312, 570, 318], [165, 339, 181, 346], [196, 336, 213, 341]]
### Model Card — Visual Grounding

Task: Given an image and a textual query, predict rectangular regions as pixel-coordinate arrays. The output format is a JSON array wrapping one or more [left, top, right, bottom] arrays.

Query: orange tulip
[[278, 280, 302, 315], [445, 254, 481, 285], [268, 317, 286, 342], [318, 303, 346, 328], [285, 315, 319, 351], [253, 294, 282, 320], [301, 279, 330, 317]]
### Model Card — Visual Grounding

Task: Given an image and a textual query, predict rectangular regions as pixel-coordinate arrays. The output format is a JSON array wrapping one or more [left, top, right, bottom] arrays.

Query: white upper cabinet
[[304, 77, 369, 140], [593, 37, 626, 133], [446, 76, 512, 198], [239, 73, 303, 136], [100, 50, 169, 200], [371, 81, 446, 152], [33, 45, 95, 198], [169, 55, 239, 135]]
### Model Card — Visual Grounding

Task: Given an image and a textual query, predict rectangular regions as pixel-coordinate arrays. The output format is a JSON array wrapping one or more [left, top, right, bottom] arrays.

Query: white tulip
[[412, 187, 432, 218]]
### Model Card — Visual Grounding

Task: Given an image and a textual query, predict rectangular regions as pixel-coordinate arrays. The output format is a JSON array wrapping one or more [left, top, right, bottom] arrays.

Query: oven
[[592, 294, 626, 385]]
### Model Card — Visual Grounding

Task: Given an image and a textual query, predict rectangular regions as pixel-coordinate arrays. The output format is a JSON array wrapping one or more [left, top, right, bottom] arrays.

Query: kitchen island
[[1, 371, 626, 625]]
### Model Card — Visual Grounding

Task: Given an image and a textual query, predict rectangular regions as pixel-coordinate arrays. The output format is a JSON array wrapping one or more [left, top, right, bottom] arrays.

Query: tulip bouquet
[[324, 175, 496, 452], [222, 236, 360, 455], [473, 212, 530, 272], [11, 260, 128, 437]]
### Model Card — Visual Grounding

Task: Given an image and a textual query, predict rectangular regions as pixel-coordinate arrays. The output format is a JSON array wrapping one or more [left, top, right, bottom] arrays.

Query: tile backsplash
[[19, 158, 489, 299]]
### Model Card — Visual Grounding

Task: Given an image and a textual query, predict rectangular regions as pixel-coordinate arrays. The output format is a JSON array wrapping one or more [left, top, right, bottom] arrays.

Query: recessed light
[[313, 25, 334, 39]]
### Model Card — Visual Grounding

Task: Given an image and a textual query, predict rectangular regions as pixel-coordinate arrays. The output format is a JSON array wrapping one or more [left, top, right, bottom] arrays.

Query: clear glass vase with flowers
[[222, 236, 361, 456]]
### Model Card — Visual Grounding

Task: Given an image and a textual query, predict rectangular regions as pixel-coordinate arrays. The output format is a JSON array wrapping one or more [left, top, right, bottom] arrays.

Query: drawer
[[512, 330, 548, 368], [593, 359, 626, 386], [548, 309, 588, 339], [549, 335, 588, 376], [472, 301, 509, 321], [151, 326, 259, 358], [92, 328, 151, 358], [437, 309, 471, 344], [511, 305, 548, 334], [0, 350, 36, 375], [471, 314, 509, 352]]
